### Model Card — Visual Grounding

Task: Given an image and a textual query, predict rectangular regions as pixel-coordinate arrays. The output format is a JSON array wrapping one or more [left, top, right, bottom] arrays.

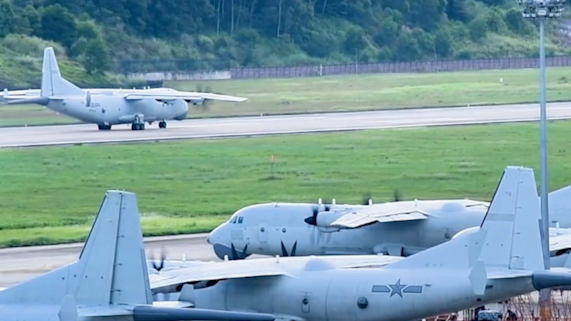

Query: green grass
[[3, 67, 571, 127], [2, 120, 571, 247]]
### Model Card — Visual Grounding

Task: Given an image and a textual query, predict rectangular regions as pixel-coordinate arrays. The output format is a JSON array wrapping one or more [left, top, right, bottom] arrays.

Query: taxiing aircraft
[[149, 166, 571, 321], [3, 47, 248, 131], [0, 190, 274, 321], [206, 184, 571, 260]]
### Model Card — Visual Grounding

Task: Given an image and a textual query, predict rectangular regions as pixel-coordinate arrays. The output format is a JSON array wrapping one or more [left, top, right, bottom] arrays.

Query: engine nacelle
[[315, 211, 345, 229]]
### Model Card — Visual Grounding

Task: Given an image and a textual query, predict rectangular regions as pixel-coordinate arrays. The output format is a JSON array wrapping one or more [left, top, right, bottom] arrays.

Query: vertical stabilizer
[[481, 166, 543, 271], [74, 190, 153, 305], [548, 184, 571, 225], [41, 47, 84, 97], [385, 166, 543, 271], [0, 190, 152, 306]]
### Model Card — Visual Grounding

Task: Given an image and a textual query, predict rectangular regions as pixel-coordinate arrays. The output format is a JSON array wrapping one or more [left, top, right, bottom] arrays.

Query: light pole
[[515, 0, 564, 319]]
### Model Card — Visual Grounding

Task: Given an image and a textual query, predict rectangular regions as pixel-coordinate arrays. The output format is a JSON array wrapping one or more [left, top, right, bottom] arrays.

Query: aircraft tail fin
[[385, 166, 544, 271], [548, 184, 571, 226], [0, 191, 277, 321], [0, 190, 153, 306], [41, 47, 83, 97]]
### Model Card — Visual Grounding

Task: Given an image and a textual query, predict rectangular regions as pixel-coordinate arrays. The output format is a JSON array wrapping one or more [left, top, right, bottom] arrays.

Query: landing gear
[[98, 124, 111, 130], [131, 123, 145, 130], [131, 115, 145, 131], [158, 121, 167, 129]]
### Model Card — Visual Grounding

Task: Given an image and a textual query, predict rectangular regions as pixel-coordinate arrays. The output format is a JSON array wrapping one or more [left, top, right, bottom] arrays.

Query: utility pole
[[514, 1, 565, 319]]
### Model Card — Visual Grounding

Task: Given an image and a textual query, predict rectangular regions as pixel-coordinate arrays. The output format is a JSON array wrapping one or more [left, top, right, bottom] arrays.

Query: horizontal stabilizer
[[132, 306, 275, 321], [6, 97, 50, 105]]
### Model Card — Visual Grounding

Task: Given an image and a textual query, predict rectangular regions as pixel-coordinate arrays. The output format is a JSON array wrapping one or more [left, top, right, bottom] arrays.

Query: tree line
[[0, 0, 569, 78]]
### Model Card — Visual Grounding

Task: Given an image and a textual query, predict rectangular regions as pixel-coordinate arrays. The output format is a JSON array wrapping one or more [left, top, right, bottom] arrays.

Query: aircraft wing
[[549, 233, 571, 253], [123, 91, 248, 102], [150, 255, 400, 292], [329, 204, 431, 229]]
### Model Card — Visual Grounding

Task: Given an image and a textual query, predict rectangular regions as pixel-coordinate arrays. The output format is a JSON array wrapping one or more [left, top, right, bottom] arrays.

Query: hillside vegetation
[[1, 0, 570, 88]]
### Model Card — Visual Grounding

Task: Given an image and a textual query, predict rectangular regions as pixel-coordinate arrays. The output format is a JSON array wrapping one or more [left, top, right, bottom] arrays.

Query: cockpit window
[[238, 216, 243, 224], [231, 216, 237, 224]]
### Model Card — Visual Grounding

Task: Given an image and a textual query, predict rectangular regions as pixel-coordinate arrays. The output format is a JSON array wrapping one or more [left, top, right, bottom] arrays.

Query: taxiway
[[3, 102, 571, 148], [0, 234, 218, 287]]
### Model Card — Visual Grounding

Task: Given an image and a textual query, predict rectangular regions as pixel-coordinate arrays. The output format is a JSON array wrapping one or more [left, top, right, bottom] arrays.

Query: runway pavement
[[0, 234, 223, 287], [3, 102, 571, 148]]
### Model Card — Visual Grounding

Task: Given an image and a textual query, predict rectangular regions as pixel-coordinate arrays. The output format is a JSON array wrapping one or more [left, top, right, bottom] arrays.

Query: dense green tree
[[38, 4, 78, 48], [0, 0, 15, 37], [0, 0, 568, 80], [434, 28, 453, 57], [469, 15, 488, 41], [83, 36, 111, 74]]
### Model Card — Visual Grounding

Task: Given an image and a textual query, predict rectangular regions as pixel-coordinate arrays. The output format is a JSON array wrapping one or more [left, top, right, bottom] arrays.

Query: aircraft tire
[[98, 124, 111, 130], [159, 121, 167, 129]]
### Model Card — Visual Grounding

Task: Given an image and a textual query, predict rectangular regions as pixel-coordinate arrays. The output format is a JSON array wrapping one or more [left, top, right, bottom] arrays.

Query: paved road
[[0, 234, 223, 287], [3, 102, 571, 148]]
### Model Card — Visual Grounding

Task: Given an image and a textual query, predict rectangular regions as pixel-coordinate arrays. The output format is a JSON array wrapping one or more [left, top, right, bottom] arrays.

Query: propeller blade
[[361, 192, 372, 205], [394, 189, 402, 201], [151, 248, 167, 272], [304, 204, 319, 225]]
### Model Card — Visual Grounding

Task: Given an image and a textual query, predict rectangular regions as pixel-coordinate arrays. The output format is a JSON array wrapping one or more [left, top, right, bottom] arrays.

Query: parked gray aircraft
[[206, 183, 571, 261], [5, 47, 248, 131], [150, 166, 571, 321], [0, 190, 274, 321]]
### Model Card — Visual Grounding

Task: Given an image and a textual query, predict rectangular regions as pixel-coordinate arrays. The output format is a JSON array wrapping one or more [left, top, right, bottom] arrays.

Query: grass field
[[3, 67, 571, 127], [2, 120, 571, 247]]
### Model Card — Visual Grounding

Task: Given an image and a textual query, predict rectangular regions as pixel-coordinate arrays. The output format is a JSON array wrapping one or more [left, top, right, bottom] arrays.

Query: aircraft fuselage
[[208, 201, 487, 259], [46, 94, 188, 125], [191, 265, 535, 321], [208, 200, 571, 260]]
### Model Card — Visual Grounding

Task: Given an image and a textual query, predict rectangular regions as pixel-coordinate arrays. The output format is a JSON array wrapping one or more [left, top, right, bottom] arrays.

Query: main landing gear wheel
[[98, 124, 111, 130], [158, 121, 167, 129], [131, 123, 145, 130]]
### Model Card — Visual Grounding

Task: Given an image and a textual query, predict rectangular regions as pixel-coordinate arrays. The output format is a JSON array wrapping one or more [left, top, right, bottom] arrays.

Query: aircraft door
[[85, 91, 106, 119], [258, 223, 268, 243]]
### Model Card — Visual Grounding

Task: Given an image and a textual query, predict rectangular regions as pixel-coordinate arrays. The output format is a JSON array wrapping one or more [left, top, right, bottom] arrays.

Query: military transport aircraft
[[148, 166, 571, 321], [0, 190, 274, 321], [206, 183, 571, 260], [2, 47, 248, 131]]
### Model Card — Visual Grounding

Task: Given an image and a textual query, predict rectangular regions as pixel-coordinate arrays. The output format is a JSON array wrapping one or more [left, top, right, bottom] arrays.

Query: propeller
[[393, 189, 402, 201], [230, 243, 249, 260], [360, 190, 401, 205], [150, 248, 167, 272], [304, 199, 332, 226], [361, 192, 373, 205]]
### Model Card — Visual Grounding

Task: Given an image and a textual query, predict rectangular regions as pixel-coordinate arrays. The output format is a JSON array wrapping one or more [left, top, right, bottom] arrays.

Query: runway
[[3, 102, 571, 148]]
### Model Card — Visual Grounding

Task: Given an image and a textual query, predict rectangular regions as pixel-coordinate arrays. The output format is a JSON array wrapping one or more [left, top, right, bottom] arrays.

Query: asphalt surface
[[0, 234, 217, 287], [3, 102, 571, 148], [3, 102, 571, 287]]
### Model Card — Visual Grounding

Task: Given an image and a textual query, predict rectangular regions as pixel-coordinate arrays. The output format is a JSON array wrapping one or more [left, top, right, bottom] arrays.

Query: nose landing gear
[[158, 121, 167, 129]]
